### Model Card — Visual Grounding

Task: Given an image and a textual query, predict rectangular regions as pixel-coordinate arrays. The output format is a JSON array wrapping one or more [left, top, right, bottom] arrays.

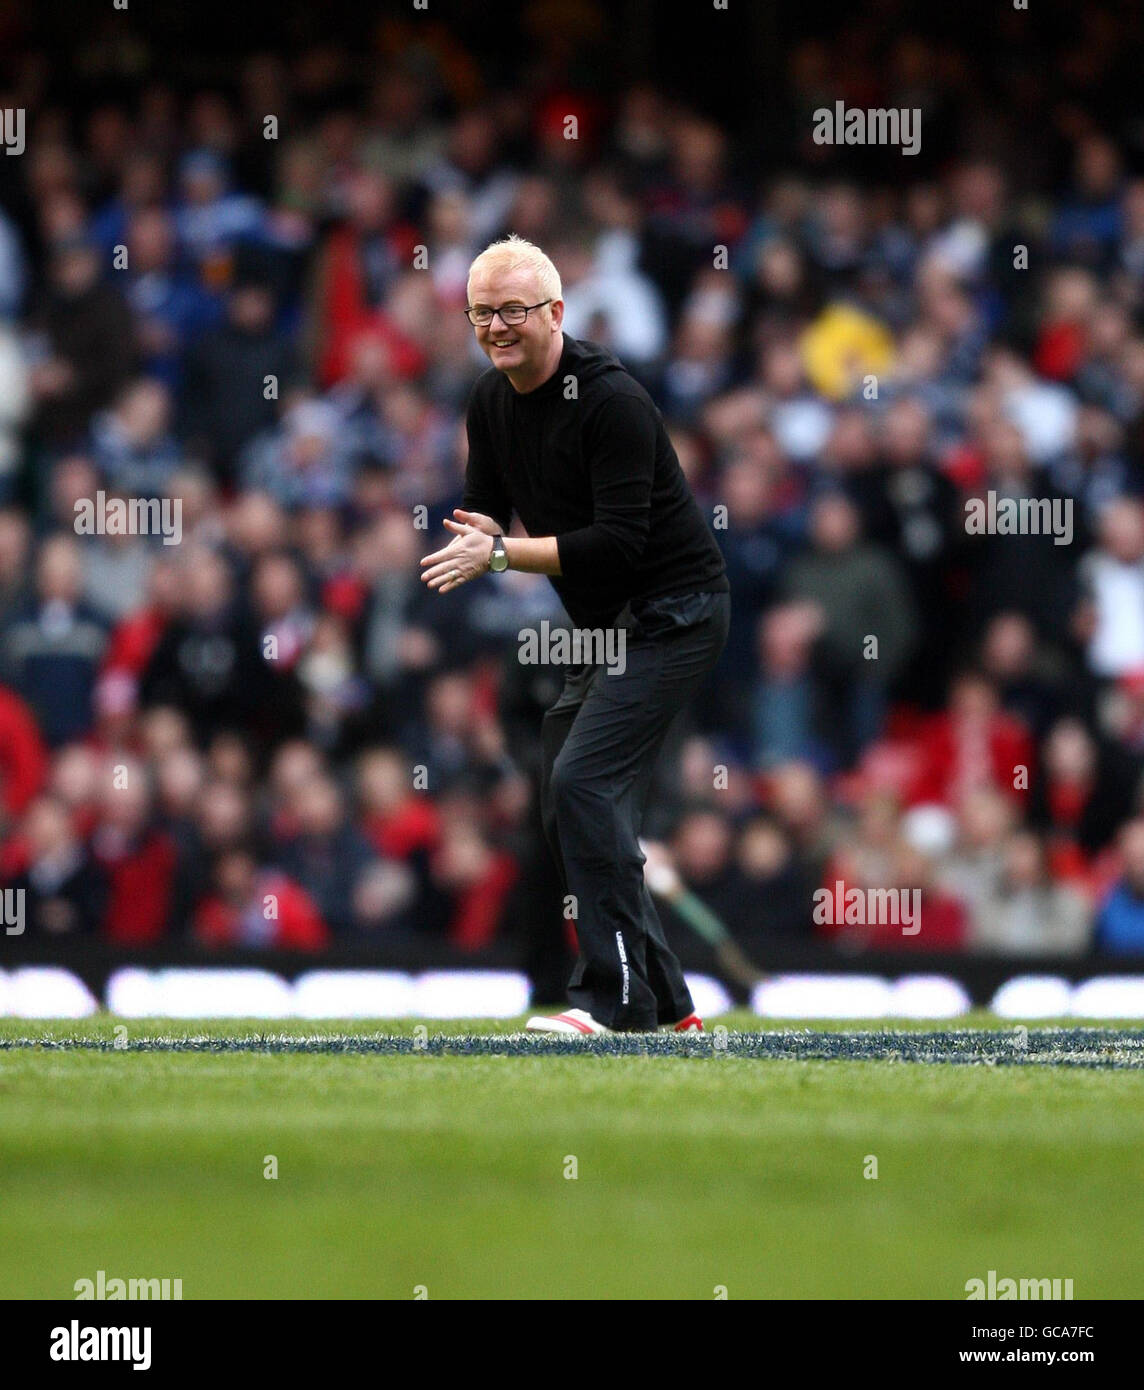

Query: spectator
[[90, 378, 182, 500], [0, 535, 109, 746], [272, 773, 377, 934], [559, 222, 668, 374], [1077, 498, 1144, 679], [713, 442, 801, 740], [851, 396, 963, 704], [909, 670, 1034, 809], [667, 808, 740, 930], [240, 397, 353, 510], [784, 493, 917, 768], [121, 207, 222, 388], [79, 513, 155, 625], [139, 546, 270, 748], [968, 414, 1079, 637], [174, 149, 263, 280], [357, 744, 441, 863], [9, 793, 105, 936], [940, 785, 1016, 923], [309, 170, 421, 387], [181, 272, 296, 484], [1050, 134, 1123, 270], [89, 757, 177, 944], [0, 683, 47, 827], [725, 815, 813, 942], [425, 801, 517, 949], [752, 601, 822, 769], [101, 554, 182, 678], [194, 843, 328, 949], [1030, 717, 1136, 882], [979, 611, 1065, 740], [28, 236, 136, 449], [1095, 819, 1144, 954], [970, 830, 1091, 955]]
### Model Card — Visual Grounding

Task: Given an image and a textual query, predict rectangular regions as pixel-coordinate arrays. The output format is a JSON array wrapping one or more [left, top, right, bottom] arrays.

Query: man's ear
[[549, 298, 565, 331]]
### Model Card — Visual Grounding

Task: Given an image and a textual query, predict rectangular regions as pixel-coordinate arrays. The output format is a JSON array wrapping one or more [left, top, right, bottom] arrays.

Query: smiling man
[[420, 234, 730, 1033]]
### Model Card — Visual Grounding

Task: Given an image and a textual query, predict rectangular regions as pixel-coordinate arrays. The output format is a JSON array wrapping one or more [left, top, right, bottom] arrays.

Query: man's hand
[[420, 523, 494, 593], [444, 508, 501, 538]]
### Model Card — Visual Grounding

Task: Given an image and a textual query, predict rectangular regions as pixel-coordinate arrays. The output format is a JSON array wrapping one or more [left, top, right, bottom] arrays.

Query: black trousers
[[539, 591, 731, 1029]]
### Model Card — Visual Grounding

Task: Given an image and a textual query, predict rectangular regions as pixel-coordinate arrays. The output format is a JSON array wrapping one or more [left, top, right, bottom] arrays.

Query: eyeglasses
[[464, 300, 552, 327]]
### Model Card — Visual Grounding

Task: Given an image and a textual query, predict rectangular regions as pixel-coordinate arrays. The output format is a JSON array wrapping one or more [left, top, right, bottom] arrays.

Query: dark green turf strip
[[2, 1027, 1143, 1066]]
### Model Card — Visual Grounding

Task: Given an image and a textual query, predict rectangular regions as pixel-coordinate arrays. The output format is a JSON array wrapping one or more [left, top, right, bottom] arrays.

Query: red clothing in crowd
[[94, 830, 178, 945], [908, 709, 1034, 808], [0, 684, 48, 818], [321, 572, 369, 622], [860, 891, 967, 949], [448, 850, 518, 951], [316, 224, 426, 386], [363, 796, 442, 859], [194, 873, 329, 950], [101, 605, 169, 680], [1034, 320, 1086, 381], [1044, 779, 1092, 883], [814, 874, 967, 950]]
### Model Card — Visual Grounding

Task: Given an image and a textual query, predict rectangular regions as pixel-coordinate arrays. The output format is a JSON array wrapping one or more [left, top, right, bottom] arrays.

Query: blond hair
[[467, 234, 562, 304]]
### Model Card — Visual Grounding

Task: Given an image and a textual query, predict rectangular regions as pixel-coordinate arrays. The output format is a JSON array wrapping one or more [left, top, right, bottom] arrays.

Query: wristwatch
[[488, 534, 509, 572]]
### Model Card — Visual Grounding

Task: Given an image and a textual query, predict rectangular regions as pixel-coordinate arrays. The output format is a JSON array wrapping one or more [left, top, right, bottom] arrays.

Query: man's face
[[229, 286, 274, 333], [53, 247, 99, 297], [812, 497, 858, 553], [467, 264, 562, 377]]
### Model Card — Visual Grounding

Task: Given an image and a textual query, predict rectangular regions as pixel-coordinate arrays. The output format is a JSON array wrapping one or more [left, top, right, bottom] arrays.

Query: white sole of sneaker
[[525, 1012, 610, 1036]]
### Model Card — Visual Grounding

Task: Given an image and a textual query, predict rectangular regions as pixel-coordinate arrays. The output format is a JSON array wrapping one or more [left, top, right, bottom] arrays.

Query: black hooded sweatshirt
[[462, 334, 729, 629]]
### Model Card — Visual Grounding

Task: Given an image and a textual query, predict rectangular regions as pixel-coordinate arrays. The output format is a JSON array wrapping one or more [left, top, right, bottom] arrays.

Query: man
[[420, 235, 730, 1033]]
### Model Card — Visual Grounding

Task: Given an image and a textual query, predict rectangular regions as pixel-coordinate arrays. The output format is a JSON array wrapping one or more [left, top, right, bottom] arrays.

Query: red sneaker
[[665, 1013, 703, 1032]]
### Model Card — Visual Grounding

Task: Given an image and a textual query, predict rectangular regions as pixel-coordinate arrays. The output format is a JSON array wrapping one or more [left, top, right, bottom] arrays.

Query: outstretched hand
[[420, 519, 494, 594], [446, 508, 501, 537]]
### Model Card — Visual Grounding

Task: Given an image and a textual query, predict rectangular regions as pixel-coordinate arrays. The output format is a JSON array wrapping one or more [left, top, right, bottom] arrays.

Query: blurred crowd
[[3, 3, 1144, 967]]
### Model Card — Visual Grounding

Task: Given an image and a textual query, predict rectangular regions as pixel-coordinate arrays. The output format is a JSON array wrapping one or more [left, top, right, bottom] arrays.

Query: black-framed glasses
[[464, 300, 552, 327]]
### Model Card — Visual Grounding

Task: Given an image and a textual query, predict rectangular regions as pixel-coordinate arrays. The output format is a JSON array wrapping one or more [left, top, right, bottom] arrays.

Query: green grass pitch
[[2, 1015, 1143, 1300]]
